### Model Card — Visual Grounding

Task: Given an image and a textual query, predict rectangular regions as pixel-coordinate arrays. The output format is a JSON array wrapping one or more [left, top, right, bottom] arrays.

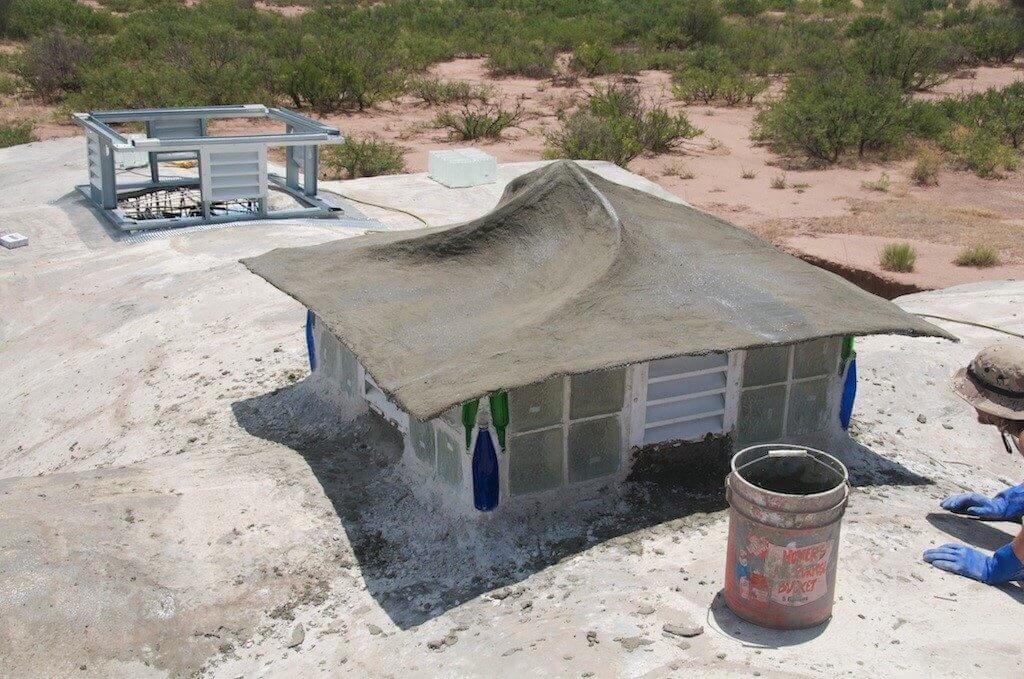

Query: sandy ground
[[4, 56, 1022, 289], [1, 138, 1023, 678]]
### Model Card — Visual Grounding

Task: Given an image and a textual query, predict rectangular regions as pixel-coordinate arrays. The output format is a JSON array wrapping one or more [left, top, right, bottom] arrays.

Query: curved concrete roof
[[242, 160, 953, 420]]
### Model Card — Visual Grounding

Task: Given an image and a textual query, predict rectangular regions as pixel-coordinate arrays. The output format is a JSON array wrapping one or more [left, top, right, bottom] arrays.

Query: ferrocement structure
[[73, 105, 346, 231], [243, 161, 954, 514]]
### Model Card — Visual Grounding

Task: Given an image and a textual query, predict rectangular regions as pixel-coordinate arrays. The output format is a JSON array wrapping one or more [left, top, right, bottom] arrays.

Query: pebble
[[287, 623, 305, 648], [586, 630, 599, 646], [917, 414, 927, 424], [663, 623, 704, 638], [636, 604, 656, 615], [615, 636, 652, 651]]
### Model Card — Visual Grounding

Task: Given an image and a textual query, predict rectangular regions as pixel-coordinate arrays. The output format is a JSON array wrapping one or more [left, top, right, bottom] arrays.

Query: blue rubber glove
[[922, 543, 1024, 584], [941, 483, 1024, 520]]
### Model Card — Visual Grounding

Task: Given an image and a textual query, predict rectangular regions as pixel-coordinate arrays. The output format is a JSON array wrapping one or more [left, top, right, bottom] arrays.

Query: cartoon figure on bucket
[[923, 343, 1024, 585]]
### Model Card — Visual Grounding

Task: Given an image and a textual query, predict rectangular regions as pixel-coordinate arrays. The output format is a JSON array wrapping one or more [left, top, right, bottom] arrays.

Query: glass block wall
[[507, 367, 627, 496], [736, 339, 841, 447]]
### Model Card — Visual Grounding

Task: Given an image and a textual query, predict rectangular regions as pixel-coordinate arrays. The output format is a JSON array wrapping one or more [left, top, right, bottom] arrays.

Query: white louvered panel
[[87, 132, 102, 189], [200, 146, 267, 203], [149, 117, 203, 140], [643, 353, 728, 444]]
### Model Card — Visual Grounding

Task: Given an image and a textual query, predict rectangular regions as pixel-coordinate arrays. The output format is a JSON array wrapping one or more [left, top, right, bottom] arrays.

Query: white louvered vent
[[642, 353, 728, 444]]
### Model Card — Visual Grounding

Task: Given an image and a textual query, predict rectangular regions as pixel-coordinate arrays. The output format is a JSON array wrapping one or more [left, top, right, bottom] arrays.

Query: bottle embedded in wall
[[472, 409, 499, 512]]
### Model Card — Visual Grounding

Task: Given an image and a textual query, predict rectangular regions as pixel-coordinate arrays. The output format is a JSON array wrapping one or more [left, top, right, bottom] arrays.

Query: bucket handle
[[735, 449, 846, 480]]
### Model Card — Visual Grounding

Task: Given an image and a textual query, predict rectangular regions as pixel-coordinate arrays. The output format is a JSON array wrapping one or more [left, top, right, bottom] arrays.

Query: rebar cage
[[73, 105, 346, 231]]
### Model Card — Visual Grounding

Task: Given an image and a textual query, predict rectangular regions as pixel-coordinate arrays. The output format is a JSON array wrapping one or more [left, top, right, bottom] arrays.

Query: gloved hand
[[922, 543, 1024, 584], [940, 483, 1024, 520]]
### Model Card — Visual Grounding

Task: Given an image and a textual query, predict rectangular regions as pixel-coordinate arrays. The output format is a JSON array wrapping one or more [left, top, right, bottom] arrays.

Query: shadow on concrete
[[706, 590, 829, 647], [232, 380, 936, 629], [925, 512, 1017, 552]]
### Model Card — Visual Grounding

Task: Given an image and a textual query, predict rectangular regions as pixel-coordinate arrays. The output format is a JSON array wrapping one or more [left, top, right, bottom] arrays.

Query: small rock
[[677, 641, 691, 651], [586, 630, 599, 646], [917, 414, 927, 424], [367, 624, 383, 636], [491, 588, 513, 600], [663, 623, 704, 638], [287, 623, 305, 648], [942, 423, 954, 430], [716, 652, 727, 660], [636, 604, 656, 616], [615, 636, 652, 651], [427, 638, 446, 650]]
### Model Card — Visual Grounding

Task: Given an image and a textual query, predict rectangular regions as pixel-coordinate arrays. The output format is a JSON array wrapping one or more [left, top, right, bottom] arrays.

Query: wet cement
[[739, 459, 843, 495]]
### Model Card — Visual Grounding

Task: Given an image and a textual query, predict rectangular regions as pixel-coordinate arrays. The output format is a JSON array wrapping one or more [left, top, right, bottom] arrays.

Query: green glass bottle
[[461, 398, 480, 449], [489, 391, 509, 449]]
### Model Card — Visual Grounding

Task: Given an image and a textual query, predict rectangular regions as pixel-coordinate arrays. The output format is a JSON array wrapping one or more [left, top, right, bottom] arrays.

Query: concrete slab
[[1, 138, 1022, 678]]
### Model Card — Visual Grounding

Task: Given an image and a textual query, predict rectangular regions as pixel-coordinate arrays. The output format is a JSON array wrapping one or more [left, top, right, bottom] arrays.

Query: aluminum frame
[[72, 105, 346, 231]]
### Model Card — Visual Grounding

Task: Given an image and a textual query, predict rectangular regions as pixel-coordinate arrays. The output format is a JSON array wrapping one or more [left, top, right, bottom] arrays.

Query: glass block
[[509, 427, 564, 495], [428, 148, 497, 188], [409, 418, 435, 465], [742, 345, 790, 387], [793, 338, 840, 379], [569, 368, 626, 420], [435, 425, 463, 488], [737, 384, 787, 446], [787, 377, 831, 436], [510, 378, 563, 433], [568, 416, 621, 483]]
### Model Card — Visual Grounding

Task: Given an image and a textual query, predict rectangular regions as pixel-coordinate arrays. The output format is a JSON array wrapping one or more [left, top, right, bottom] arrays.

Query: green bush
[[18, 27, 89, 101], [0, 120, 34, 147], [655, 0, 725, 48], [405, 78, 493, 106], [280, 38, 401, 113], [942, 126, 1019, 178], [1, 0, 114, 39], [845, 15, 892, 38], [569, 42, 623, 77], [544, 83, 700, 165], [880, 243, 916, 273], [673, 67, 767, 106], [853, 29, 952, 92], [723, 0, 765, 17], [321, 137, 406, 180], [486, 41, 557, 78], [435, 100, 524, 141], [753, 65, 911, 162], [956, 12, 1024, 64]]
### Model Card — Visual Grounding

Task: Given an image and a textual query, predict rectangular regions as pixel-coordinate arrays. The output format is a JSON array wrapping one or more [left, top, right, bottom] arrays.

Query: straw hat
[[951, 343, 1024, 422]]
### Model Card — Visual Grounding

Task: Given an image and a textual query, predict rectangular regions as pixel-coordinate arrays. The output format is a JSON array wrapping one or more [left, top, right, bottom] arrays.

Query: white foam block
[[1, 232, 28, 249], [428, 148, 497, 188]]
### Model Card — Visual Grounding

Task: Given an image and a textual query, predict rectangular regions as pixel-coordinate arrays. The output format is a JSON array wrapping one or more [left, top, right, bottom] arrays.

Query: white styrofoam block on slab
[[428, 148, 497, 188], [1, 232, 28, 249]]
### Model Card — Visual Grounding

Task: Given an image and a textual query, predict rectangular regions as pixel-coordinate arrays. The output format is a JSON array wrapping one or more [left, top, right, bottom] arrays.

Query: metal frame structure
[[72, 105, 346, 231]]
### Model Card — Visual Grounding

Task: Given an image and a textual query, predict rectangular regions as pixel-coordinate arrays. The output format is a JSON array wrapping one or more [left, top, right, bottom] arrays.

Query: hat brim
[[951, 367, 1024, 422]]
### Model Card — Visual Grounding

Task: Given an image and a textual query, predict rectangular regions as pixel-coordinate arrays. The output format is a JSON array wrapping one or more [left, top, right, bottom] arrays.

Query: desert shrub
[[954, 245, 1000, 268], [942, 126, 1019, 178], [436, 99, 524, 141], [280, 38, 401, 113], [880, 243, 917, 272], [0, 73, 20, 95], [321, 137, 405, 180], [887, 0, 946, 23], [18, 27, 89, 101], [1, 0, 113, 39], [770, 173, 787, 189], [753, 65, 911, 163], [962, 83, 1024, 149], [655, 0, 725, 48], [406, 77, 493, 106], [910, 148, 941, 185], [544, 83, 699, 165], [673, 68, 767, 106], [0, 120, 33, 147], [952, 10, 1024, 64], [569, 42, 624, 77], [723, 0, 765, 17], [853, 29, 952, 92], [845, 15, 892, 38], [820, 0, 854, 14], [485, 41, 557, 78]]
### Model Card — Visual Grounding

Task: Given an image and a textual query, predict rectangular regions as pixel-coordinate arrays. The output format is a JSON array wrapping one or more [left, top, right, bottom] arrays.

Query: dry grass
[[880, 242, 917, 272], [860, 173, 891, 192], [954, 245, 1001, 268], [769, 173, 787, 189], [910, 148, 941, 187], [751, 198, 1024, 263]]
